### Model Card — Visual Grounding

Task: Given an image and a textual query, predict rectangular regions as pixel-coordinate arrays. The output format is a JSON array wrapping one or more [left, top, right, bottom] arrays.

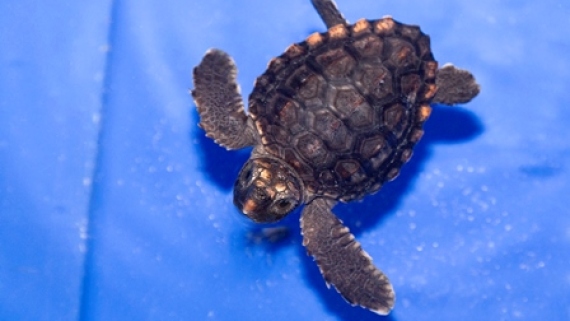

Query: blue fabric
[[1, 1, 569, 320]]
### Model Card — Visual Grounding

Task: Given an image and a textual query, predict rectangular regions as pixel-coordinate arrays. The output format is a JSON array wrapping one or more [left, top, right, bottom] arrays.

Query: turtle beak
[[241, 199, 258, 216], [234, 184, 272, 223]]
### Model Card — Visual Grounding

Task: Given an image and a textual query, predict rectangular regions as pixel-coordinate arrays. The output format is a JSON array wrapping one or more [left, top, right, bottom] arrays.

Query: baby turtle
[[192, 0, 479, 315]]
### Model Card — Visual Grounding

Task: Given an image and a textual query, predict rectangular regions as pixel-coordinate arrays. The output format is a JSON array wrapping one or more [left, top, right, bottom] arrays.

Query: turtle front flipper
[[433, 64, 481, 105], [192, 49, 256, 150], [311, 0, 348, 29], [300, 198, 395, 315]]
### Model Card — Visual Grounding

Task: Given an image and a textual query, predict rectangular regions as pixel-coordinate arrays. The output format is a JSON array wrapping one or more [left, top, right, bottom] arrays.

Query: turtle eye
[[276, 199, 290, 209], [244, 168, 253, 182], [238, 164, 254, 185], [272, 199, 295, 215]]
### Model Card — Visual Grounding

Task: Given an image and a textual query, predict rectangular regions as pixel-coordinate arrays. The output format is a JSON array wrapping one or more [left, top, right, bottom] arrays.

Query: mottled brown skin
[[191, 0, 479, 315], [192, 50, 255, 150]]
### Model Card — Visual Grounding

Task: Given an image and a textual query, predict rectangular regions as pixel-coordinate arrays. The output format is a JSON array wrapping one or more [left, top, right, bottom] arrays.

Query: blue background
[[1, 0, 569, 320]]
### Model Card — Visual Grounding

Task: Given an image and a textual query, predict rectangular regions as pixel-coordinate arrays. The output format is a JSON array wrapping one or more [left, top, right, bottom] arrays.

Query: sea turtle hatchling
[[191, 0, 479, 315]]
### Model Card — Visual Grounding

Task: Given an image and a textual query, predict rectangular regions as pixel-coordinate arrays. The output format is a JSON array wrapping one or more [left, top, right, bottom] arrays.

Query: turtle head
[[234, 157, 303, 223]]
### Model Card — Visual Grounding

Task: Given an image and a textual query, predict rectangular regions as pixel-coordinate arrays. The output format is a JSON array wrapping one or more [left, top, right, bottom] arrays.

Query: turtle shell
[[248, 17, 437, 202]]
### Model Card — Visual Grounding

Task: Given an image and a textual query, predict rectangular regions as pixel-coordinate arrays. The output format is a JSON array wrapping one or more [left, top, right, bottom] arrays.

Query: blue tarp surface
[[1, 0, 569, 320]]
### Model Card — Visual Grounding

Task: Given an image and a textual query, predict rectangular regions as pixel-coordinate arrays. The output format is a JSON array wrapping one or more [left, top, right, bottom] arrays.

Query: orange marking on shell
[[424, 61, 438, 80], [424, 84, 437, 100], [386, 167, 400, 181], [267, 57, 286, 72], [352, 19, 371, 34], [255, 120, 266, 134], [417, 104, 432, 122], [329, 24, 349, 40], [374, 17, 395, 34], [400, 149, 413, 162], [306, 32, 324, 48], [397, 46, 412, 61], [285, 43, 305, 58], [409, 129, 424, 143]]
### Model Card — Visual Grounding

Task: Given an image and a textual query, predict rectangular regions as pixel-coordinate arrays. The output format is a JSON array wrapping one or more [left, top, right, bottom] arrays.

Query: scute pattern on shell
[[249, 17, 437, 202]]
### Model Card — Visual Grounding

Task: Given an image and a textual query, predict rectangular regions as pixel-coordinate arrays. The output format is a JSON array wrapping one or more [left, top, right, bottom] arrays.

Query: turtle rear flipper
[[434, 64, 481, 105], [311, 0, 348, 28], [192, 49, 256, 150], [301, 198, 395, 315]]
